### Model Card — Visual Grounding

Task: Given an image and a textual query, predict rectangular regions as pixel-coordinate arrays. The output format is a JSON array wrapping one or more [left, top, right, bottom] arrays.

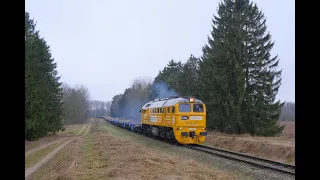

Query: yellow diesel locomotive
[[140, 96, 207, 144]]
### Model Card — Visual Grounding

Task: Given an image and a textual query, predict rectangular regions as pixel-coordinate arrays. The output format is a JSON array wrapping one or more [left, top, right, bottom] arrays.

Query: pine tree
[[199, 0, 284, 136]]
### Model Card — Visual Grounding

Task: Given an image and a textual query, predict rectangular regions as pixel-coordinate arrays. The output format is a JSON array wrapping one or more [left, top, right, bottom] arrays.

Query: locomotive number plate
[[190, 116, 202, 120], [189, 128, 196, 131]]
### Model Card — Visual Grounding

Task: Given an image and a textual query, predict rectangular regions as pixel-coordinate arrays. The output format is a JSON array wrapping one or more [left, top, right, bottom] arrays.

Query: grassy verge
[[29, 118, 240, 180], [202, 121, 295, 164], [29, 139, 83, 180], [25, 124, 86, 152], [82, 129, 104, 170], [25, 140, 65, 168], [204, 133, 295, 164], [101, 121, 251, 179], [57, 124, 87, 136]]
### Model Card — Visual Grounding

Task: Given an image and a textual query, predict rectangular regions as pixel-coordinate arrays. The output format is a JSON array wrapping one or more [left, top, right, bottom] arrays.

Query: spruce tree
[[199, 0, 284, 136], [177, 54, 200, 97], [199, 0, 246, 133], [154, 59, 183, 93], [25, 12, 64, 140], [240, 1, 284, 136]]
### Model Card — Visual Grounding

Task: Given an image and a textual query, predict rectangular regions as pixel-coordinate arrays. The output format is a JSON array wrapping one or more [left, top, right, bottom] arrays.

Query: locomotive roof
[[141, 97, 204, 109]]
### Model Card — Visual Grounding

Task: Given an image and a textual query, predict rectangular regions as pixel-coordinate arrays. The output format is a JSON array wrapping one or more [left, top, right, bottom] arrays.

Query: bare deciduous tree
[[61, 84, 91, 124]]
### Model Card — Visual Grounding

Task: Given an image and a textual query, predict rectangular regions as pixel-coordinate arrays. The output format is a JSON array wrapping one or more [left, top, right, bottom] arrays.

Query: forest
[[110, 0, 295, 136]]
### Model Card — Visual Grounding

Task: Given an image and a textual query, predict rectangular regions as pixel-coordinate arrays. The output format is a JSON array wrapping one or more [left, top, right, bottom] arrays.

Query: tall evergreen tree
[[154, 59, 183, 92], [199, 0, 284, 136], [240, 0, 284, 136], [25, 12, 64, 140], [177, 54, 201, 97]]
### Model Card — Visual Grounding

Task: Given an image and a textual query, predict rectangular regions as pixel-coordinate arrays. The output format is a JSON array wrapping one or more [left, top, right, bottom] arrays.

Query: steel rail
[[186, 144, 295, 175]]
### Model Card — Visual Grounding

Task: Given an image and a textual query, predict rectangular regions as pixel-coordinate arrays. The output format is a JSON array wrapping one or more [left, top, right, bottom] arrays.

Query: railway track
[[100, 117, 295, 176], [186, 144, 295, 175]]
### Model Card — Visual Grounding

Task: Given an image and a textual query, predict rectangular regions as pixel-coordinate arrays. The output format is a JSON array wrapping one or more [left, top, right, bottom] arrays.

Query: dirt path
[[82, 124, 90, 136], [25, 124, 90, 179], [76, 124, 88, 136], [25, 137, 69, 157], [25, 125, 88, 157]]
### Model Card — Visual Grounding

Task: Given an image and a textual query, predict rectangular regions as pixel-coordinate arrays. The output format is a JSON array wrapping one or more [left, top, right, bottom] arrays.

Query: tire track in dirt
[[76, 124, 88, 136], [25, 123, 91, 179], [25, 124, 88, 157], [82, 124, 90, 136], [25, 137, 70, 157]]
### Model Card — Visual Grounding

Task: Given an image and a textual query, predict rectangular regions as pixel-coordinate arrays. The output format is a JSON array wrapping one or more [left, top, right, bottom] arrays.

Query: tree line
[[110, 0, 294, 136], [25, 12, 94, 140], [61, 84, 91, 125], [89, 100, 111, 117], [61, 84, 111, 123]]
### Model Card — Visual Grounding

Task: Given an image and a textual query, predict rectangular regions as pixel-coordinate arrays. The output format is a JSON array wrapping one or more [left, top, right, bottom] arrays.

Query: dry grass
[[278, 121, 295, 139], [30, 119, 237, 180], [25, 124, 85, 152], [205, 122, 295, 165], [25, 140, 65, 168]]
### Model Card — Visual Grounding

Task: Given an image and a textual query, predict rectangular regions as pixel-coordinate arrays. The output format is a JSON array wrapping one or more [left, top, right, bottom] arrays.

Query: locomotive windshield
[[179, 104, 191, 112], [193, 104, 204, 112]]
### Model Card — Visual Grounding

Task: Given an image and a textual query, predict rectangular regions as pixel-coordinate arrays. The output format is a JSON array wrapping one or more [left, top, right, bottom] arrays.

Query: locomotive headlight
[[202, 127, 206, 130], [189, 98, 195, 103], [178, 127, 182, 130]]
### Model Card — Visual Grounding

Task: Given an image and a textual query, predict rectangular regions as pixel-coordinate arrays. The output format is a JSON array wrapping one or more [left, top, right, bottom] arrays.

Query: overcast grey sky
[[25, 0, 295, 103]]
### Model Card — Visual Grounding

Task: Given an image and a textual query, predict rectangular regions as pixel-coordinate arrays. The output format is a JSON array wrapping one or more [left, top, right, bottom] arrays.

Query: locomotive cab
[[172, 97, 207, 144]]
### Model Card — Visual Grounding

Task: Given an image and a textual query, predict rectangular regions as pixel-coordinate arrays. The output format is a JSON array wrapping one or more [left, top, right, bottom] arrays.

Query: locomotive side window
[[179, 104, 191, 112], [193, 104, 204, 112], [172, 107, 175, 113], [167, 107, 170, 113]]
